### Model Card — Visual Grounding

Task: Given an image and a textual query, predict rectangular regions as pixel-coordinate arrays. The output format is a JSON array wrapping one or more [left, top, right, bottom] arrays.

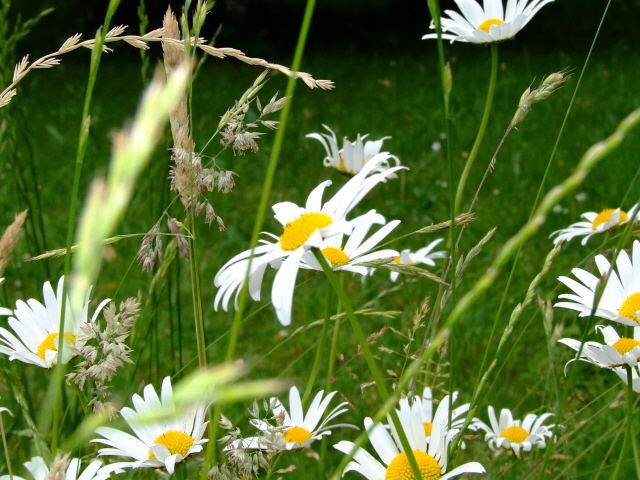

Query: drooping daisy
[[0, 456, 120, 480], [559, 325, 640, 370], [300, 210, 400, 275], [551, 204, 639, 245], [93, 376, 208, 474], [0, 277, 110, 368], [389, 240, 446, 282], [555, 240, 640, 327], [214, 155, 406, 326], [306, 125, 401, 176], [230, 386, 351, 451], [470, 406, 554, 457], [422, 0, 554, 44], [334, 394, 485, 479], [398, 387, 470, 445]]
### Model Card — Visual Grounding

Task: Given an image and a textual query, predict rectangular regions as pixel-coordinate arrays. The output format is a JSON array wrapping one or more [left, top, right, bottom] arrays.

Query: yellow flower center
[[592, 208, 628, 231], [279, 212, 333, 251], [619, 293, 640, 323], [282, 426, 313, 444], [423, 421, 433, 436], [612, 337, 640, 355], [321, 247, 350, 268], [500, 426, 529, 444], [385, 451, 441, 480], [148, 430, 195, 460], [393, 256, 402, 264], [36, 332, 76, 360], [477, 18, 503, 32]]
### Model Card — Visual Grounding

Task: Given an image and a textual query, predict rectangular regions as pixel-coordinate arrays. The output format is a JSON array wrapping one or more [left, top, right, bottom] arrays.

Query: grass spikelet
[[0, 209, 27, 276]]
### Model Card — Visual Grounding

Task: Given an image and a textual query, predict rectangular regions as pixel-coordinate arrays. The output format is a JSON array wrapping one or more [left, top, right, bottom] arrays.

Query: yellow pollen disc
[[393, 256, 402, 264], [283, 426, 313, 444], [385, 451, 441, 480], [619, 293, 640, 323], [36, 332, 76, 360], [500, 426, 529, 444], [279, 212, 333, 251], [592, 208, 628, 230], [612, 337, 640, 355], [321, 247, 350, 268], [423, 421, 433, 436], [477, 18, 503, 32], [148, 430, 195, 460]]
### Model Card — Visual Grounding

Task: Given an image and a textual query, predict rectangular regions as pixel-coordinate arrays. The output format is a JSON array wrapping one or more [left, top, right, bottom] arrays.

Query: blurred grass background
[[1, 0, 639, 477]]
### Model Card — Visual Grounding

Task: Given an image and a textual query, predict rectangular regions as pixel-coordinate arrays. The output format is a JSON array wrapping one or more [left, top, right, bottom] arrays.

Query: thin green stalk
[[189, 209, 207, 368], [203, 1, 317, 474], [626, 366, 640, 477], [314, 250, 423, 480], [611, 407, 630, 480], [301, 283, 333, 405], [454, 43, 498, 214], [0, 409, 12, 479], [48, 0, 122, 455]]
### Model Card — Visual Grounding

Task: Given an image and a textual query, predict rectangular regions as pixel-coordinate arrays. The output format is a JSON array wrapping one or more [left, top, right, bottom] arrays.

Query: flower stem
[[454, 43, 498, 214], [313, 250, 423, 480], [627, 366, 640, 477], [301, 282, 333, 405], [0, 410, 13, 479]]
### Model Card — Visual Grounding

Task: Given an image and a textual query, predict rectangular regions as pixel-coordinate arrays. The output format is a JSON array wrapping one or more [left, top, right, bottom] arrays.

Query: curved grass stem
[[454, 43, 498, 214]]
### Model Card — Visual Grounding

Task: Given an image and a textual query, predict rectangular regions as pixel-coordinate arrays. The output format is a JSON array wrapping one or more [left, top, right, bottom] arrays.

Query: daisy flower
[[470, 406, 554, 457], [0, 277, 110, 368], [306, 125, 400, 176], [559, 325, 640, 370], [301, 210, 400, 275], [334, 394, 485, 479], [230, 386, 351, 451], [93, 376, 208, 474], [422, 0, 554, 44], [389, 239, 446, 282], [555, 240, 640, 327], [214, 155, 406, 326], [551, 204, 639, 245], [0, 456, 120, 480], [398, 387, 470, 445]]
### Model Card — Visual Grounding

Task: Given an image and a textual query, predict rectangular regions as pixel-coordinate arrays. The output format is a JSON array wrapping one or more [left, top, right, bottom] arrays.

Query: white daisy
[[306, 125, 400, 176], [470, 406, 554, 457], [389, 239, 446, 282], [214, 155, 406, 326], [0, 456, 120, 480], [559, 325, 640, 370], [300, 210, 400, 275], [555, 240, 640, 327], [93, 376, 208, 474], [422, 0, 554, 44], [0, 277, 110, 368], [398, 387, 470, 446], [334, 394, 485, 479], [230, 386, 351, 451], [551, 204, 639, 245]]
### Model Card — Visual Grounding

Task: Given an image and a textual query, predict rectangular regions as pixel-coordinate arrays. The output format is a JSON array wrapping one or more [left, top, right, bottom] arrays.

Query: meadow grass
[[0, 2, 640, 478]]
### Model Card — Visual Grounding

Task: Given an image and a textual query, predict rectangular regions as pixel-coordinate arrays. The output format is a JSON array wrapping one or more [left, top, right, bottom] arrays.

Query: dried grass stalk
[[0, 210, 27, 276]]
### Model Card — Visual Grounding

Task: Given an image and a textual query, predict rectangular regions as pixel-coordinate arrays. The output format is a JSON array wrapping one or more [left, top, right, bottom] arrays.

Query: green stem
[[627, 366, 640, 477], [611, 371, 632, 480], [313, 250, 423, 480], [202, 1, 318, 474], [301, 282, 333, 405], [454, 43, 498, 214], [49, 0, 122, 455], [0, 410, 12, 479], [189, 209, 207, 368]]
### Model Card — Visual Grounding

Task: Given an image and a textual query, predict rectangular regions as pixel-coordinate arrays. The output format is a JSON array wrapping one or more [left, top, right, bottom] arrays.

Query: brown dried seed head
[[0, 210, 28, 276]]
